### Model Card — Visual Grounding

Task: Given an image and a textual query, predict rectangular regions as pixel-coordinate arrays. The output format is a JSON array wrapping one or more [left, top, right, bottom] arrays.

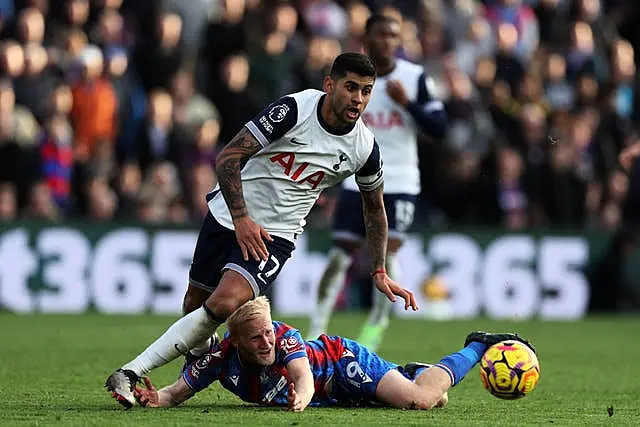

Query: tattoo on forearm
[[362, 185, 387, 270], [215, 128, 263, 219]]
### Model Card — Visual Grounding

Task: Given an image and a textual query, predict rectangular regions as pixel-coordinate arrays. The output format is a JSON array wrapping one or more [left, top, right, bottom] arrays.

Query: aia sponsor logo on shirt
[[362, 110, 405, 129], [270, 152, 325, 189]]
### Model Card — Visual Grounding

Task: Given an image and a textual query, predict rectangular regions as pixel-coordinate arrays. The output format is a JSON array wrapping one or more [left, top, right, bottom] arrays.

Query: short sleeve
[[277, 329, 307, 365], [245, 96, 298, 147], [355, 140, 384, 192]]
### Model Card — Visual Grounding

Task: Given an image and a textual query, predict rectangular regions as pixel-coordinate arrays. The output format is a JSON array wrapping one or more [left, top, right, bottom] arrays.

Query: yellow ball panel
[[479, 340, 541, 400]]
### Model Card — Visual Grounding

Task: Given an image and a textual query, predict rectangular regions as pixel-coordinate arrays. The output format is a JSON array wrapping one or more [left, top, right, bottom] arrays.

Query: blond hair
[[226, 296, 271, 336]]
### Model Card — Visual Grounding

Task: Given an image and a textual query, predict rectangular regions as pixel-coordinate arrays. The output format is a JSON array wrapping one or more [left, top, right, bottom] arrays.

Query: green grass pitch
[[0, 313, 638, 426]]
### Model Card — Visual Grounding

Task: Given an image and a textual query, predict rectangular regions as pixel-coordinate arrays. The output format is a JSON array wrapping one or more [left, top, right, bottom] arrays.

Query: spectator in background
[[0, 40, 25, 77], [183, 118, 220, 172], [39, 112, 73, 212], [212, 53, 259, 144], [134, 89, 184, 173], [27, 180, 59, 220], [135, 11, 183, 93], [114, 161, 140, 218], [294, 36, 341, 90], [86, 173, 117, 220], [343, 1, 371, 52], [70, 45, 117, 163], [104, 46, 146, 165], [0, 0, 638, 233], [0, 181, 17, 220], [170, 67, 219, 137], [0, 77, 39, 147], [197, 0, 248, 101], [485, 0, 539, 62], [13, 42, 56, 121]]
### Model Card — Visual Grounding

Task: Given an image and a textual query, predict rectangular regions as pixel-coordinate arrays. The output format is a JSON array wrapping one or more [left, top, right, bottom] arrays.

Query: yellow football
[[479, 340, 540, 399]]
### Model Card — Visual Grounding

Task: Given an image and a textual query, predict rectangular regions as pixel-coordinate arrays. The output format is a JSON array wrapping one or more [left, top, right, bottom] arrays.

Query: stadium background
[[1, 0, 640, 317]]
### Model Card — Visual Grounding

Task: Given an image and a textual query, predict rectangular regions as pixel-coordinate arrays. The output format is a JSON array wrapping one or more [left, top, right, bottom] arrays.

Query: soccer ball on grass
[[479, 340, 540, 399]]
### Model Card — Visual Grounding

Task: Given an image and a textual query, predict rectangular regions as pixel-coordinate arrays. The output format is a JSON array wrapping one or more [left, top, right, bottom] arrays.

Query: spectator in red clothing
[[70, 45, 117, 163], [39, 113, 73, 211]]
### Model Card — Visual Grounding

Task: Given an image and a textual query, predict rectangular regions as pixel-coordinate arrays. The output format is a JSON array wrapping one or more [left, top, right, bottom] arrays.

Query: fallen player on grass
[[131, 296, 535, 411]]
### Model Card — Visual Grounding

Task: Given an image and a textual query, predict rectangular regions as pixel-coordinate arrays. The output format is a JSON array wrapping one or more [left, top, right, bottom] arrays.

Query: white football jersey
[[207, 89, 383, 242], [343, 59, 444, 195]]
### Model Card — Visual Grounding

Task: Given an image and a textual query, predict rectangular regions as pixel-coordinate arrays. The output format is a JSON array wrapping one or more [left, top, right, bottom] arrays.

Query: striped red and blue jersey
[[182, 321, 365, 407]]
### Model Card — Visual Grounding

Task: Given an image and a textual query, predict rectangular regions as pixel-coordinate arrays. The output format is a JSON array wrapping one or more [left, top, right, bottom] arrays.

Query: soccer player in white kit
[[308, 16, 447, 351], [105, 52, 418, 409]]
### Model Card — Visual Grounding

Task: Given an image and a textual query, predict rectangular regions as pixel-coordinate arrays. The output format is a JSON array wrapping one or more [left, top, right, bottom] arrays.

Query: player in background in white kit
[[308, 15, 447, 350], [105, 52, 418, 409]]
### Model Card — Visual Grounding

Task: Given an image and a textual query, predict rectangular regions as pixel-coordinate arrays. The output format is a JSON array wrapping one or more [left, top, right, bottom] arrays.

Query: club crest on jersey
[[268, 104, 290, 122], [195, 353, 213, 370], [280, 336, 301, 353], [333, 153, 348, 171], [270, 152, 325, 190]]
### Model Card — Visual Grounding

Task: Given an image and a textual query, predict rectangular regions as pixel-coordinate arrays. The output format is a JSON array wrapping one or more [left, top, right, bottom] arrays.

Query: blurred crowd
[[0, 0, 639, 231]]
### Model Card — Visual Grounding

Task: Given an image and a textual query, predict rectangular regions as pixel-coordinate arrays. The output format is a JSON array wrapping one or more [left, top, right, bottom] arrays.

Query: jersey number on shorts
[[257, 254, 280, 284], [395, 200, 415, 232]]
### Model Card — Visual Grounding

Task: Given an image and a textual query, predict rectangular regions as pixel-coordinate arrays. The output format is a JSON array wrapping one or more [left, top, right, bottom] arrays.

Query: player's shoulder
[[356, 120, 376, 143], [274, 89, 322, 123], [354, 113, 376, 148], [288, 89, 324, 110], [272, 320, 300, 338]]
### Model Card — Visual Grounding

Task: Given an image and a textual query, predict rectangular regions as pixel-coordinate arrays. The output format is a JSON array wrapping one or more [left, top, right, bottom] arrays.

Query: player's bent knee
[[183, 285, 211, 314], [375, 370, 440, 410], [205, 270, 255, 319]]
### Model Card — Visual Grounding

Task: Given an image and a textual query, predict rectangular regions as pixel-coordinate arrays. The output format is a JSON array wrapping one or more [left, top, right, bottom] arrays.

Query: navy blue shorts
[[188, 212, 295, 297], [329, 337, 399, 406], [331, 190, 417, 242]]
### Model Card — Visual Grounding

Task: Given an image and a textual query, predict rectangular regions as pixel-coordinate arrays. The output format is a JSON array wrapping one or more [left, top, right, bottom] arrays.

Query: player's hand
[[373, 272, 418, 311], [233, 215, 273, 262], [385, 80, 410, 107], [619, 143, 640, 171], [287, 383, 304, 412], [134, 377, 160, 408]]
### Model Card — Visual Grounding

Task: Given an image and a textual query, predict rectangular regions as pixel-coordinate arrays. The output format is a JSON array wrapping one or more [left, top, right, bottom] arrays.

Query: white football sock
[[365, 252, 401, 327], [189, 336, 214, 357], [308, 247, 352, 339], [122, 307, 221, 377]]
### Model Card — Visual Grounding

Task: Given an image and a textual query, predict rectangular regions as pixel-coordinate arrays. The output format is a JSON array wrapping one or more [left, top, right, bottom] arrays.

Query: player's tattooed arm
[[361, 184, 418, 311], [215, 127, 263, 220], [216, 127, 273, 262], [361, 183, 388, 271]]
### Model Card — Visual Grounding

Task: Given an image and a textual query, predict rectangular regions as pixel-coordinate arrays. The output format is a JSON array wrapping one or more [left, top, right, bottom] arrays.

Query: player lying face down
[[132, 298, 536, 412]]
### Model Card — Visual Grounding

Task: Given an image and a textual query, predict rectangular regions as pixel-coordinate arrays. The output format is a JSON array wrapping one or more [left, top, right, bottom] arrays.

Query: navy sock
[[434, 342, 487, 386]]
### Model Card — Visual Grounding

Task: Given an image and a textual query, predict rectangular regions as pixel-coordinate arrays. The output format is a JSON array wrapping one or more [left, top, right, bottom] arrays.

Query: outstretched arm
[[356, 141, 418, 311], [134, 377, 194, 408], [360, 186, 417, 311], [286, 357, 314, 412]]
